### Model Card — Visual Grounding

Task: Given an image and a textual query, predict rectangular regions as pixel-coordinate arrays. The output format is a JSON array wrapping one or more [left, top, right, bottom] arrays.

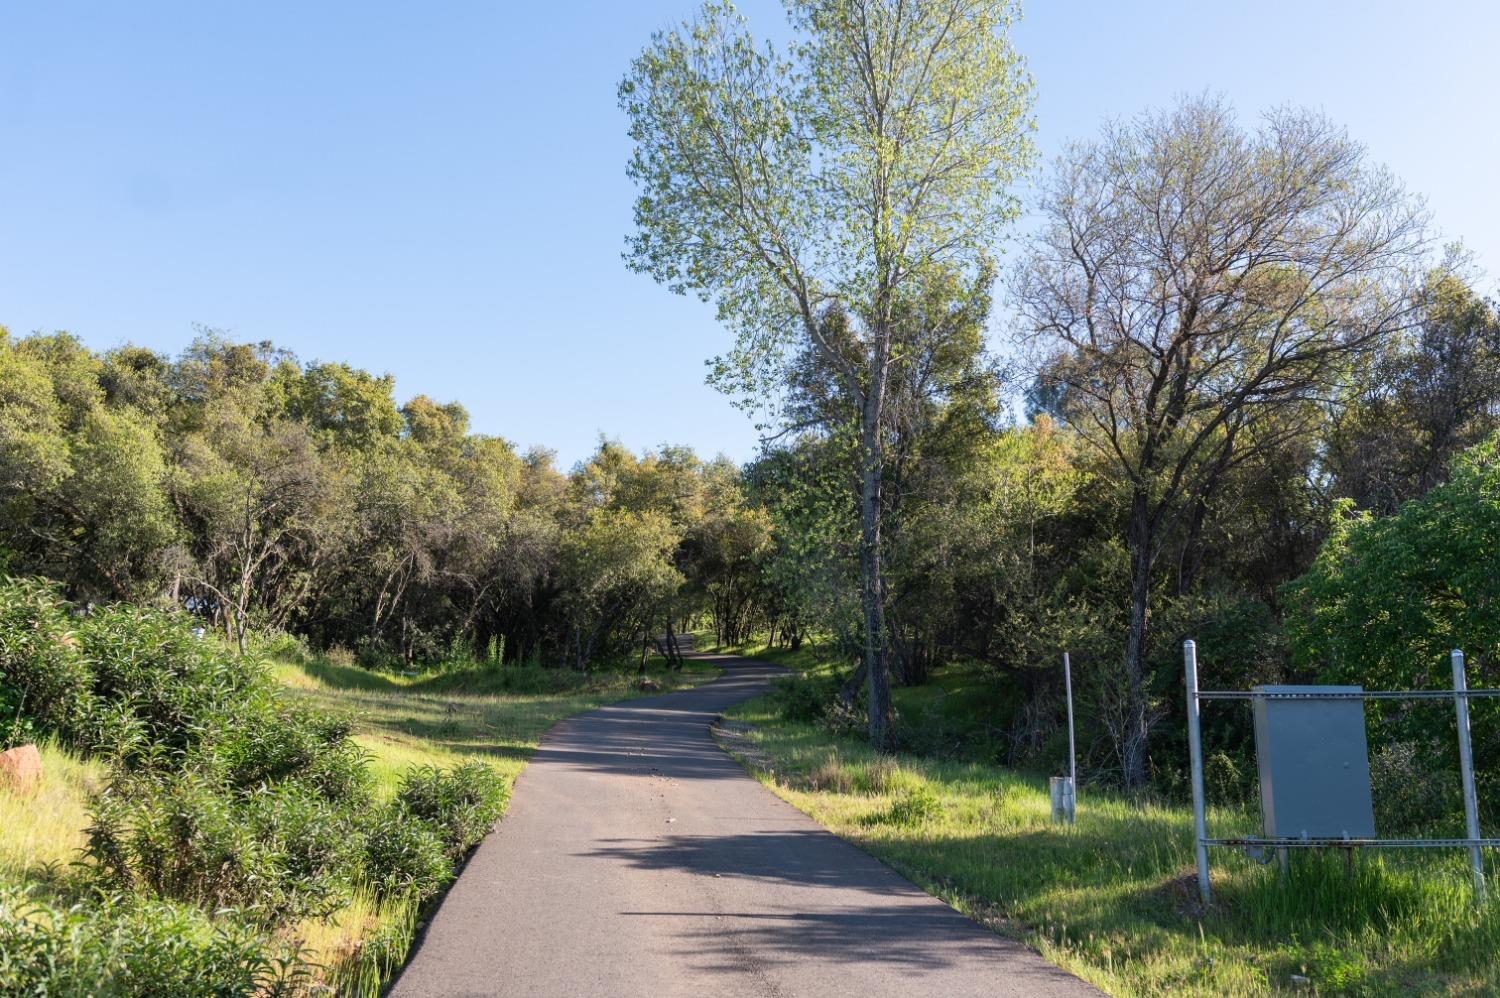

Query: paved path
[[390, 654, 1099, 998]]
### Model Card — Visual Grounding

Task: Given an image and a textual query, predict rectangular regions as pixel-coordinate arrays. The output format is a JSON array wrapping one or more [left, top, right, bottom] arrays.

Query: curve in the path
[[390, 654, 1100, 998]]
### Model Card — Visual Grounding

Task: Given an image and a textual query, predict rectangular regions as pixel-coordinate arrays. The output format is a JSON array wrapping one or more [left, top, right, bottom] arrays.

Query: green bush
[[0, 887, 302, 997], [1284, 436, 1500, 798], [1370, 740, 1457, 834], [0, 578, 515, 989], [394, 762, 508, 859], [771, 673, 841, 723], [207, 695, 372, 802], [362, 806, 454, 902], [76, 602, 261, 757], [0, 679, 36, 749], [87, 770, 279, 918], [0, 577, 92, 740]]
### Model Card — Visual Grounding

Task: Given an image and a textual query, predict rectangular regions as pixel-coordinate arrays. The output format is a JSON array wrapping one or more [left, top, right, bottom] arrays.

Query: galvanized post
[[1185, 639, 1211, 905], [1452, 648, 1486, 902], [1064, 651, 1077, 824]]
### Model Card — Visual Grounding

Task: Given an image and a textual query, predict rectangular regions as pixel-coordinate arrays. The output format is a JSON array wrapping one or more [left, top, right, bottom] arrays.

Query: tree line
[[0, 329, 770, 670]]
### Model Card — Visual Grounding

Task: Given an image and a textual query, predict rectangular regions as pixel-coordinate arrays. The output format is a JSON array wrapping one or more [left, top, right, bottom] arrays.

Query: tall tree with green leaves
[[621, 0, 1034, 747]]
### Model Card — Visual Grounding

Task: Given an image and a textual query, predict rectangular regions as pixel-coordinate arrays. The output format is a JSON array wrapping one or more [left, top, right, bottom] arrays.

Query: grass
[[701, 633, 849, 677], [0, 648, 719, 995], [718, 659, 1500, 996], [0, 740, 103, 888]]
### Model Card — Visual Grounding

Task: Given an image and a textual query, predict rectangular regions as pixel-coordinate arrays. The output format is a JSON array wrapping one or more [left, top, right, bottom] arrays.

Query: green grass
[[720, 674, 1500, 996], [700, 633, 849, 677]]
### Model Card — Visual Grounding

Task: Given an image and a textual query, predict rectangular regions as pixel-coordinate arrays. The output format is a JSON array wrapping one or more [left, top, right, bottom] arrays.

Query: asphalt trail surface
[[390, 654, 1099, 997]]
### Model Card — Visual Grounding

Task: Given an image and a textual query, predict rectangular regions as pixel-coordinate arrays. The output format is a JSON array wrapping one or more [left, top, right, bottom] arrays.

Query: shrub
[[362, 806, 454, 902], [1370, 741, 1456, 833], [0, 679, 36, 749], [248, 782, 366, 919], [0, 886, 300, 997], [87, 767, 371, 923], [1284, 437, 1500, 793], [772, 673, 840, 723], [394, 762, 508, 859], [86, 770, 278, 917], [207, 696, 372, 803], [1205, 750, 1254, 807], [0, 577, 92, 740], [75, 602, 258, 757]]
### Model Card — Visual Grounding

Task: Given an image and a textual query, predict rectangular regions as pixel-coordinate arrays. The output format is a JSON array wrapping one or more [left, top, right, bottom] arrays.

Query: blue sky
[[2, 1, 1495, 467]]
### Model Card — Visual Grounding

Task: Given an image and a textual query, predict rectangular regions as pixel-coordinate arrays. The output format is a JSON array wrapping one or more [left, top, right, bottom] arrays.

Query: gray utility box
[[1252, 685, 1376, 839]]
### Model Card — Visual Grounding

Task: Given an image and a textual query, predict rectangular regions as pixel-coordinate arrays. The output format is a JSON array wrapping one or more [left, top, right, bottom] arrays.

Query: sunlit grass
[[721, 694, 1500, 997], [0, 740, 103, 889]]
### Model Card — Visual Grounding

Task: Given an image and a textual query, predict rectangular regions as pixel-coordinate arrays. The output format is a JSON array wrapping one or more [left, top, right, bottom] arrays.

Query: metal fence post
[[1064, 651, 1077, 824], [1452, 648, 1486, 902], [1185, 639, 1211, 905]]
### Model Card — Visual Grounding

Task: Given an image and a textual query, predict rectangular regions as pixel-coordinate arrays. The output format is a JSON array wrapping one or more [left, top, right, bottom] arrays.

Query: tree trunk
[[1122, 492, 1154, 791], [665, 617, 682, 670], [838, 659, 868, 708], [860, 418, 893, 751]]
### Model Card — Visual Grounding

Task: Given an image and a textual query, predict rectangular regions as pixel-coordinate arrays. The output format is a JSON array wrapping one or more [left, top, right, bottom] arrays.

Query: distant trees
[[0, 329, 745, 672], [558, 509, 681, 671], [1012, 97, 1430, 789], [1326, 274, 1500, 513], [621, 0, 1034, 747]]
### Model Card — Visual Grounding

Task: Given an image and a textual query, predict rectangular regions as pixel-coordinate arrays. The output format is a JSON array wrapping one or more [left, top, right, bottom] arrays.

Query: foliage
[[1326, 275, 1500, 514], [0, 329, 734, 674], [393, 762, 508, 861], [1285, 433, 1500, 807], [771, 673, 844, 724], [0, 578, 538, 994], [0, 887, 302, 998], [0, 681, 35, 750], [361, 806, 454, 903], [1012, 95, 1430, 787], [0, 577, 94, 743]]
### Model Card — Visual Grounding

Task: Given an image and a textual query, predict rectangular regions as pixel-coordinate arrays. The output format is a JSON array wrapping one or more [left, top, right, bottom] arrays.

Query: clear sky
[[2, 1, 1495, 468]]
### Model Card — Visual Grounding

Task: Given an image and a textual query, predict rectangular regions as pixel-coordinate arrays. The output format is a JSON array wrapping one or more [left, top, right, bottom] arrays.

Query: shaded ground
[[391, 654, 1097, 998]]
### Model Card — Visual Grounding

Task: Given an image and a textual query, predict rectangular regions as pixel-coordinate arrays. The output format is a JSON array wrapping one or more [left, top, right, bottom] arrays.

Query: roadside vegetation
[[0, 579, 714, 996], [719, 653, 1500, 996]]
